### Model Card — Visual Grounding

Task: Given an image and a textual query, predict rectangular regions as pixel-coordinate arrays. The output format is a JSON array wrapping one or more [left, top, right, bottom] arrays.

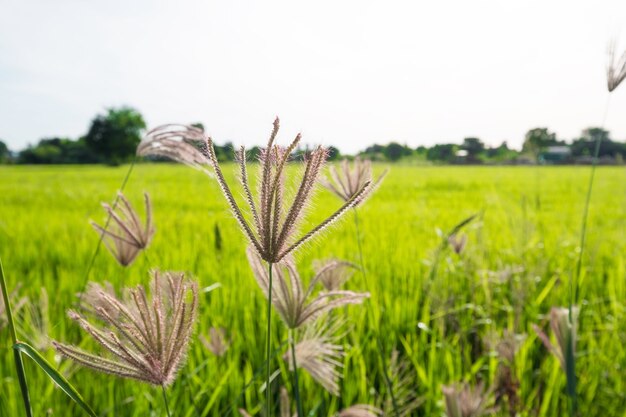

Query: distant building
[[539, 146, 571, 164]]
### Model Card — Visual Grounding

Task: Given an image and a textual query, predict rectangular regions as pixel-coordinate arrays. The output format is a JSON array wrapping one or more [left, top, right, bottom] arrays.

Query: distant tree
[[571, 127, 626, 159], [0, 140, 10, 163], [427, 144, 457, 163], [85, 107, 146, 165], [18, 137, 99, 164], [327, 146, 341, 161], [522, 128, 561, 161], [384, 142, 412, 161], [461, 137, 485, 162], [191, 122, 205, 131]]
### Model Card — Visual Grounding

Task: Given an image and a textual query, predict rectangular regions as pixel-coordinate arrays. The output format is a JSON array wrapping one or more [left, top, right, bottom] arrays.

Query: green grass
[[0, 164, 625, 416]]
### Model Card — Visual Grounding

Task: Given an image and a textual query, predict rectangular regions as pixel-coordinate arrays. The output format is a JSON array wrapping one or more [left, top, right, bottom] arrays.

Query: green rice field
[[1, 164, 625, 416]]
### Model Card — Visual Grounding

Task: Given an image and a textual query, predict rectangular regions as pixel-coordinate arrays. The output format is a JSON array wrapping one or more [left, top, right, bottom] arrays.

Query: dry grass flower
[[442, 382, 494, 417], [91, 192, 155, 267], [200, 327, 229, 357], [337, 405, 383, 417], [313, 259, 359, 291], [208, 117, 372, 263], [285, 318, 345, 396], [0, 283, 27, 331], [321, 158, 388, 205], [52, 271, 198, 387], [607, 39, 626, 92], [384, 350, 423, 417], [248, 248, 369, 329], [447, 233, 468, 255], [137, 124, 212, 176], [17, 287, 50, 350], [532, 307, 577, 372]]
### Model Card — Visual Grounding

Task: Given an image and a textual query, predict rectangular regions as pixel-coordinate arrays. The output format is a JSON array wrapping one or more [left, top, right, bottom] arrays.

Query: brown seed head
[[607, 39, 626, 92], [137, 124, 213, 176], [247, 247, 369, 329], [91, 192, 155, 267], [285, 318, 345, 396], [52, 270, 198, 387], [321, 157, 388, 205], [442, 382, 494, 417], [204, 118, 372, 263]]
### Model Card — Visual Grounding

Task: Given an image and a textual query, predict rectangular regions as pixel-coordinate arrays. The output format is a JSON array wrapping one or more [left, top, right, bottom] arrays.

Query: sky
[[2, 0, 626, 153]]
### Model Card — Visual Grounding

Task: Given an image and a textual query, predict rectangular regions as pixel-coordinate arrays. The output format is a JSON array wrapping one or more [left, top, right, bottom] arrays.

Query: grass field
[[1, 164, 625, 416]]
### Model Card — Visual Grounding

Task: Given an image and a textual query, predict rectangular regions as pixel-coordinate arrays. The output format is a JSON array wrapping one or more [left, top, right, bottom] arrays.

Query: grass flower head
[[53, 270, 198, 387]]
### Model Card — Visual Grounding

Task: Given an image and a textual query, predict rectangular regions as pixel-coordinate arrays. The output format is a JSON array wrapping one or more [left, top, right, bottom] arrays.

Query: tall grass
[[0, 165, 625, 416]]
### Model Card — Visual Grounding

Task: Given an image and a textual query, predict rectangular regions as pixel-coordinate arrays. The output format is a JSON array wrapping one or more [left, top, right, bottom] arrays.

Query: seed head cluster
[[91, 192, 154, 267], [53, 271, 198, 387]]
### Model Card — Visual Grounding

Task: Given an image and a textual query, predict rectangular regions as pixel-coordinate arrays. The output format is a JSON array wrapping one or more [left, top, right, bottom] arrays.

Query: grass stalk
[[0, 258, 33, 417], [78, 159, 136, 301], [265, 261, 274, 416], [161, 384, 172, 417], [353, 208, 367, 282], [289, 329, 304, 417], [352, 208, 399, 417]]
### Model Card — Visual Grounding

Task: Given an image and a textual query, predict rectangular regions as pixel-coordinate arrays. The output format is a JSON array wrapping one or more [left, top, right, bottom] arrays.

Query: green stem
[[265, 261, 274, 416], [354, 209, 398, 417], [78, 159, 136, 302], [353, 208, 366, 277], [376, 337, 400, 417], [289, 329, 304, 417], [0, 258, 33, 417], [161, 384, 172, 417]]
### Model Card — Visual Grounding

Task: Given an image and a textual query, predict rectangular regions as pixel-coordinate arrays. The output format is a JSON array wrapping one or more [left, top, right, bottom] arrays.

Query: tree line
[[2, 106, 626, 165]]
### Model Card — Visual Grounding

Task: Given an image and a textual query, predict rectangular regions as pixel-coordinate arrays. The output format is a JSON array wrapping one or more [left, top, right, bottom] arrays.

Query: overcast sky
[[2, 0, 626, 153]]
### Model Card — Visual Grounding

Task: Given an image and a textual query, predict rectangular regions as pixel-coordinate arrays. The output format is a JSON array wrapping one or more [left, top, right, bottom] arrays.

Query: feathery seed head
[[91, 192, 155, 267], [321, 158, 388, 206], [442, 382, 494, 417], [247, 248, 369, 329], [206, 118, 372, 263], [607, 39, 626, 92], [137, 124, 213, 176], [52, 270, 198, 387], [532, 306, 577, 372], [337, 405, 383, 417], [0, 283, 27, 331], [384, 350, 423, 417], [201, 327, 229, 357], [285, 318, 345, 396], [447, 233, 468, 255], [313, 259, 360, 291]]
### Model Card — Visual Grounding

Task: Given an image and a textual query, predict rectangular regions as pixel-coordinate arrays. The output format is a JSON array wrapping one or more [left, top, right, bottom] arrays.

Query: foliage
[[84, 107, 146, 165], [0, 165, 624, 416]]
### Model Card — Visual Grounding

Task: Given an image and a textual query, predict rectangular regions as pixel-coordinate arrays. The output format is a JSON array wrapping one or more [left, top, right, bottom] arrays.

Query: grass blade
[[0, 258, 33, 417], [13, 342, 97, 417]]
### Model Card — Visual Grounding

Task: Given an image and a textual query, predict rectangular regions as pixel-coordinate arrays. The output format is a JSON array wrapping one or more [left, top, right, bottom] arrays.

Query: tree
[[0, 140, 10, 163], [522, 128, 561, 161], [571, 127, 626, 159], [85, 107, 146, 164], [461, 137, 485, 162], [327, 146, 341, 161], [384, 142, 412, 161], [426, 144, 457, 163], [18, 137, 99, 164]]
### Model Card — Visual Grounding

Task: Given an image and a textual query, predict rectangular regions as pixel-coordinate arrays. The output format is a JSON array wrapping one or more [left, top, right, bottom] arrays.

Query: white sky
[[2, 0, 626, 153]]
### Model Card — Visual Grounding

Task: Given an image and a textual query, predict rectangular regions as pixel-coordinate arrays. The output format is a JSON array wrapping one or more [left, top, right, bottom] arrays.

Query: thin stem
[[289, 329, 304, 417], [161, 384, 172, 417], [265, 261, 274, 416], [0, 258, 33, 417], [353, 208, 366, 277], [78, 159, 136, 302], [376, 337, 400, 417]]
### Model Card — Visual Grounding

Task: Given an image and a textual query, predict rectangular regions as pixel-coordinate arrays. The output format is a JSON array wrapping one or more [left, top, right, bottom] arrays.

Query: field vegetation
[[1, 163, 625, 416]]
